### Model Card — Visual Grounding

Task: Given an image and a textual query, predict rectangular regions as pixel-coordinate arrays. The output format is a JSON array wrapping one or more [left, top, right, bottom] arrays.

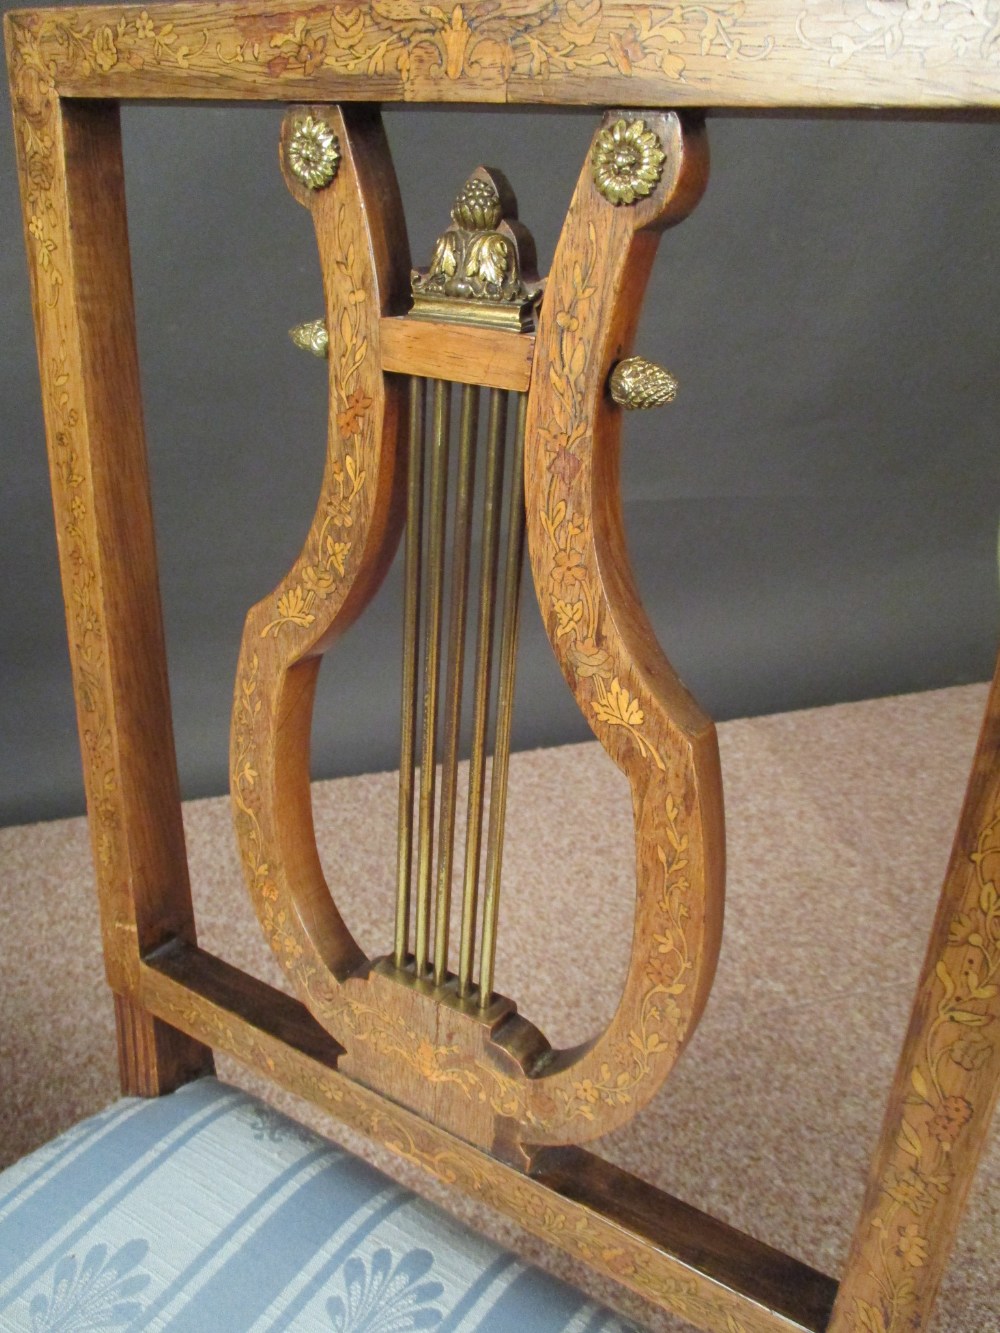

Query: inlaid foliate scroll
[[231, 104, 724, 1155]]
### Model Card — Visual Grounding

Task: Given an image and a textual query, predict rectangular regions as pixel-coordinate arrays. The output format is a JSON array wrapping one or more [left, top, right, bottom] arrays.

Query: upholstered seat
[[6, 4, 999, 1330], [0, 1077, 633, 1331]]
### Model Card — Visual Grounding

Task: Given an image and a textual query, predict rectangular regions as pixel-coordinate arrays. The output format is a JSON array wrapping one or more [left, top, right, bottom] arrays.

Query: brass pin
[[414, 379, 451, 976], [394, 376, 426, 970], [433, 384, 480, 987], [458, 389, 508, 999], [478, 393, 527, 1007]]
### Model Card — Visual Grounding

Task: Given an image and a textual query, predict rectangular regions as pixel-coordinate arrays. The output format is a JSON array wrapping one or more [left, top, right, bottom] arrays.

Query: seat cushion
[[0, 1077, 635, 1331]]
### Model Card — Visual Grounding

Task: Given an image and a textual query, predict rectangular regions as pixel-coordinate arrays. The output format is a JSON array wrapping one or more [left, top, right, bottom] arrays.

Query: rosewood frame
[[6, 5, 999, 1333]]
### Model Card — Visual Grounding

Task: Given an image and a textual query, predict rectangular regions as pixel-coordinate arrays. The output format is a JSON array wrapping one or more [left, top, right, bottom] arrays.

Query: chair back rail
[[7, 2, 1000, 110], [7, 5, 1000, 1331]]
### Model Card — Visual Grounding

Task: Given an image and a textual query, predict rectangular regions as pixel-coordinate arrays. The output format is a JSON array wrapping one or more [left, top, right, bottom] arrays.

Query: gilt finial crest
[[410, 167, 542, 331]]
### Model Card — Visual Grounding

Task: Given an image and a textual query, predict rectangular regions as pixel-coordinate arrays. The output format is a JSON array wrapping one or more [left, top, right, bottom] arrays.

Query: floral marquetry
[[521, 109, 726, 1145], [7, 69, 213, 1085], [828, 693, 1000, 1332], [226, 102, 727, 1156], [9, 2, 1000, 110], [10, 2, 1000, 1330], [230, 104, 411, 1004]]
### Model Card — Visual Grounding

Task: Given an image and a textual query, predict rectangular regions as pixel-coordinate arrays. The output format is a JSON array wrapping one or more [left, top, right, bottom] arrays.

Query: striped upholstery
[[0, 1078, 635, 1331]]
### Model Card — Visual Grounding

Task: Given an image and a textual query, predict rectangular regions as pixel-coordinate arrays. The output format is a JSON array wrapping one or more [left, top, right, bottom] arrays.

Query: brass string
[[478, 392, 527, 1007], [433, 383, 479, 986], [414, 379, 451, 975], [457, 389, 508, 999], [394, 376, 426, 968]]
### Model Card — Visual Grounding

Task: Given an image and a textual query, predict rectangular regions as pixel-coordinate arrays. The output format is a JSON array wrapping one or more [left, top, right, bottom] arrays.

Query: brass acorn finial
[[289, 319, 329, 358], [451, 175, 503, 231], [410, 166, 543, 331], [609, 356, 678, 409]]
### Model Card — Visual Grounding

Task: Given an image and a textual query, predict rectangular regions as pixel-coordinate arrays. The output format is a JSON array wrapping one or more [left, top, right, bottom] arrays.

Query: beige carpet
[[2, 685, 997, 1331]]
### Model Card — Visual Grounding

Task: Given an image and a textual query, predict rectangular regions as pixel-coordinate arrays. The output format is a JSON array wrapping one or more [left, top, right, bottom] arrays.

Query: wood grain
[[7, 2, 1000, 112], [518, 110, 725, 1145], [140, 940, 837, 1333], [230, 104, 409, 990], [8, 3, 1000, 1328], [830, 658, 1000, 1332], [9, 91, 210, 1090], [380, 317, 534, 392], [230, 104, 724, 1155], [114, 992, 213, 1096]]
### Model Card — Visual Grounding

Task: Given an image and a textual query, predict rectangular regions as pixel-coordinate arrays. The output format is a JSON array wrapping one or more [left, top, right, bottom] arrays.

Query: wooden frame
[[6, 5, 999, 1333]]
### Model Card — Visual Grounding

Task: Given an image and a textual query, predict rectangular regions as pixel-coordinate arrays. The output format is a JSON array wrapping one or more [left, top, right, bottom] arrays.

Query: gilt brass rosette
[[287, 115, 340, 190], [591, 118, 666, 206], [410, 167, 543, 330]]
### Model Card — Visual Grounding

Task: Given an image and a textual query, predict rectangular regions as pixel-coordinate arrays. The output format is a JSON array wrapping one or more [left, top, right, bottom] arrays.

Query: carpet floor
[[1, 685, 997, 1331]]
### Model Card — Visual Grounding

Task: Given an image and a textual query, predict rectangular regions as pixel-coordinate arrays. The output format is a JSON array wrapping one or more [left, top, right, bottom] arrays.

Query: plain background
[[3, 6, 999, 826]]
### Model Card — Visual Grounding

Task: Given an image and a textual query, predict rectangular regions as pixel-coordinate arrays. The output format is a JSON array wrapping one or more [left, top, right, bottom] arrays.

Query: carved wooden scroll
[[232, 106, 723, 1156], [519, 111, 723, 1140], [231, 105, 409, 992]]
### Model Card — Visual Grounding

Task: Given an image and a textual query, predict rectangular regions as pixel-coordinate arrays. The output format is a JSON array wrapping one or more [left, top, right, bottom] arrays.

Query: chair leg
[[830, 658, 1000, 1332], [114, 994, 213, 1098]]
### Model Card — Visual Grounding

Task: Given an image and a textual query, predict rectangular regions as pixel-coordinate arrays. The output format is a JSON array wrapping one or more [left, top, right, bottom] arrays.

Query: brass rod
[[433, 383, 480, 987], [414, 378, 451, 975], [478, 393, 527, 1007], [394, 376, 426, 969], [457, 389, 508, 999]]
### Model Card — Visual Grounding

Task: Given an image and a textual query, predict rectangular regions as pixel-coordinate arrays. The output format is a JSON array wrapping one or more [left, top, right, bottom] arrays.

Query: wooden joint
[[139, 943, 837, 1333], [113, 991, 213, 1098]]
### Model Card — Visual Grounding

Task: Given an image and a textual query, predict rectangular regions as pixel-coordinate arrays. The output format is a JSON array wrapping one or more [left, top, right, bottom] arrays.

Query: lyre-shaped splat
[[231, 106, 408, 992], [231, 106, 722, 1156]]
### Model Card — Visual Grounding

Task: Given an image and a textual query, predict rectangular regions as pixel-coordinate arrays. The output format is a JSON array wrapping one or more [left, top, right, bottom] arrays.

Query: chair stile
[[6, 6, 999, 1331]]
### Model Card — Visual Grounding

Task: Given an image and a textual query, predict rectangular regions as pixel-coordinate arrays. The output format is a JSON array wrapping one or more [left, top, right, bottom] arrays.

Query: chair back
[[7, 7, 1000, 1330]]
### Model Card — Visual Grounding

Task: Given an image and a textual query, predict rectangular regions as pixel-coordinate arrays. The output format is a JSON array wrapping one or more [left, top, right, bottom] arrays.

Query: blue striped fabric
[[0, 1078, 638, 1331]]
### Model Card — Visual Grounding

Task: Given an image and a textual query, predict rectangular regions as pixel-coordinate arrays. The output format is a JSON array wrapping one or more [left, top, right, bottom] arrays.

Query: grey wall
[[3, 14, 999, 825]]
